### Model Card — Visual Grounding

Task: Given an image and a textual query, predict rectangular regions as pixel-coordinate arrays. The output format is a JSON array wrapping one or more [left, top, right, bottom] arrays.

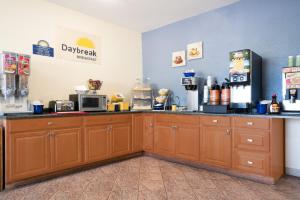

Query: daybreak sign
[[55, 27, 101, 64]]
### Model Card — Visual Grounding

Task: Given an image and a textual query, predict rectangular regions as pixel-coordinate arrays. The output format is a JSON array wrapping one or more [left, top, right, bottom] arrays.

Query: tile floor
[[0, 156, 300, 200]]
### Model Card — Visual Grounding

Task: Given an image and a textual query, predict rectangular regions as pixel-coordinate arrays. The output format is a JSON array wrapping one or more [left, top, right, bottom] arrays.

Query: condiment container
[[269, 94, 280, 114], [210, 83, 220, 105], [221, 82, 230, 105]]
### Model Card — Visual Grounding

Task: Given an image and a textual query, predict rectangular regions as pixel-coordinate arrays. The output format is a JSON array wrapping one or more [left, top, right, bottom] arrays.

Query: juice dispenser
[[229, 49, 262, 112], [282, 67, 300, 111]]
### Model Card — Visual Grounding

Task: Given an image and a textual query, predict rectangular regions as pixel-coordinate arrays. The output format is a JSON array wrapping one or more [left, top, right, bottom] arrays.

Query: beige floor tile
[[0, 156, 299, 200]]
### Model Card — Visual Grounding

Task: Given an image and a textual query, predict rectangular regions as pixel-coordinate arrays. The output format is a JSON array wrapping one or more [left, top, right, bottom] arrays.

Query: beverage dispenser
[[229, 49, 262, 112], [282, 67, 300, 111], [181, 77, 201, 111], [0, 51, 31, 114]]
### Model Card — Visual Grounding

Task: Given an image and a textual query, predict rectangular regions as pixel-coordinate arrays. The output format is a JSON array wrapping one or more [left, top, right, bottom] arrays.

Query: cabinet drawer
[[234, 129, 270, 152], [48, 117, 83, 129], [8, 117, 83, 132], [155, 114, 177, 123], [176, 115, 199, 125], [201, 116, 230, 127], [233, 150, 270, 176], [84, 114, 132, 126], [233, 117, 269, 130]]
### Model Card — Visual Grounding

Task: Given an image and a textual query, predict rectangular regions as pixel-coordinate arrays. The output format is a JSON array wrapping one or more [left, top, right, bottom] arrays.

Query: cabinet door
[[143, 115, 154, 152], [175, 125, 200, 161], [111, 123, 132, 157], [201, 126, 231, 168], [8, 130, 51, 182], [52, 128, 82, 170], [154, 123, 175, 157], [85, 125, 111, 163], [132, 114, 143, 152]]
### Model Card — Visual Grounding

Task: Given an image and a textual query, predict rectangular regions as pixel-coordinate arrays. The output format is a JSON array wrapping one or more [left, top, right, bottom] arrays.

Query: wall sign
[[55, 27, 101, 64], [32, 40, 54, 57]]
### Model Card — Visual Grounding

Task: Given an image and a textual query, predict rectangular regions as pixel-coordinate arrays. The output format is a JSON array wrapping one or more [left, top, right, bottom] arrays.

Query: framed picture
[[172, 51, 186, 67], [187, 42, 203, 60]]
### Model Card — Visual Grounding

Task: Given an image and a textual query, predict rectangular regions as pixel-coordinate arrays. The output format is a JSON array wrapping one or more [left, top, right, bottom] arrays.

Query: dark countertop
[[1, 110, 300, 120]]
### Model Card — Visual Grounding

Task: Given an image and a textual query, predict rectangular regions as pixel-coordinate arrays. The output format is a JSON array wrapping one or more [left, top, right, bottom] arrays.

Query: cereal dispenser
[[0, 51, 31, 114]]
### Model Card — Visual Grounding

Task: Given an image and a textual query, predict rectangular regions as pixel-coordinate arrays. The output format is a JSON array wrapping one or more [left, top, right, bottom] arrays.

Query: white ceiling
[[47, 0, 239, 32]]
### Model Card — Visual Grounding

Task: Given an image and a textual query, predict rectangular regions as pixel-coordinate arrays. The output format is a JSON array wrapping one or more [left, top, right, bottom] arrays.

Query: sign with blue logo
[[33, 40, 54, 57]]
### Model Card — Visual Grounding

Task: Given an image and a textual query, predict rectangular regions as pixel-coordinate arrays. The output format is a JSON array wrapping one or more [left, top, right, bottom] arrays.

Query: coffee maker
[[181, 77, 201, 111], [282, 67, 300, 111], [229, 49, 262, 112]]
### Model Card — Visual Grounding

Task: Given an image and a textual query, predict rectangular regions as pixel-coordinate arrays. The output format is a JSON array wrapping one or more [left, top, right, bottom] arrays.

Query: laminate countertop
[[1, 110, 300, 120]]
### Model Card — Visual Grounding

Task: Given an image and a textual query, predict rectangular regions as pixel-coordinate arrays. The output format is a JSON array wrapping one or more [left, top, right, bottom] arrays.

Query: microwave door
[[80, 96, 100, 111]]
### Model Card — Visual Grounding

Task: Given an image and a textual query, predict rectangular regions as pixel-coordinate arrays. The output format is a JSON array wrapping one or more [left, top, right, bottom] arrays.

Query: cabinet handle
[[247, 138, 253, 143], [149, 123, 153, 127], [247, 161, 254, 165], [212, 120, 218, 123], [48, 122, 53, 125], [247, 122, 254, 126], [172, 126, 177, 129]]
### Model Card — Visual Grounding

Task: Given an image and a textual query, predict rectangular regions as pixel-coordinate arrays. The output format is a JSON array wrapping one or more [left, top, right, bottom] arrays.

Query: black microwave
[[69, 94, 107, 112]]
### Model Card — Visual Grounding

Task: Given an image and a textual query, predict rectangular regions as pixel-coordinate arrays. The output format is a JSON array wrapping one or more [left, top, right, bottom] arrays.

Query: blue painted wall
[[142, 0, 300, 105]]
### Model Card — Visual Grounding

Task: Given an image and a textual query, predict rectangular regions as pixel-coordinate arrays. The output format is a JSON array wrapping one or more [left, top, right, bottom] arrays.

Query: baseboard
[[286, 167, 300, 177]]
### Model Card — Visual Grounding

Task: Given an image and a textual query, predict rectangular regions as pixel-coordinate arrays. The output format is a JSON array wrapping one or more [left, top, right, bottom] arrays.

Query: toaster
[[48, 100, 75, 112]]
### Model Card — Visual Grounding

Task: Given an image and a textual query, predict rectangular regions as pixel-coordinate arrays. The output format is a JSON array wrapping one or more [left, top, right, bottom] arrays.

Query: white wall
[[0, 0, 142, 105], [285, 119, 300, 177]]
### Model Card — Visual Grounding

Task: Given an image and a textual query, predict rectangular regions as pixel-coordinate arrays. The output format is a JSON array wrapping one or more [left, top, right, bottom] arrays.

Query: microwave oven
[[69, 94, 107, 112]]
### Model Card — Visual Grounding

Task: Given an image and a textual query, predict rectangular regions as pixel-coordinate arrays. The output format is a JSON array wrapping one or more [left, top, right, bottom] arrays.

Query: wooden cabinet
[[85, 125, 111, 163], [6, 117, 83, 183], [201, 116, 232, 168], [154, 123, 175, 156], [52, 128, 82, 170], [175, 124, 200, 161], [8, 130, 51, 182], [111, 123, 132, 157], [132, 114, 143, 152], [84, 114, 132, 162], [4, 113, 284, 185], [232, 117, 284, 180], [143, 115, 154, 152], [154, 114, 200, 161]]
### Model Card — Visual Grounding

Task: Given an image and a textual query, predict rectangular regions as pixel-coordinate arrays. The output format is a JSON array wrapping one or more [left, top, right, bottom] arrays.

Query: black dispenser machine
[[229, 49, 262, 112]]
